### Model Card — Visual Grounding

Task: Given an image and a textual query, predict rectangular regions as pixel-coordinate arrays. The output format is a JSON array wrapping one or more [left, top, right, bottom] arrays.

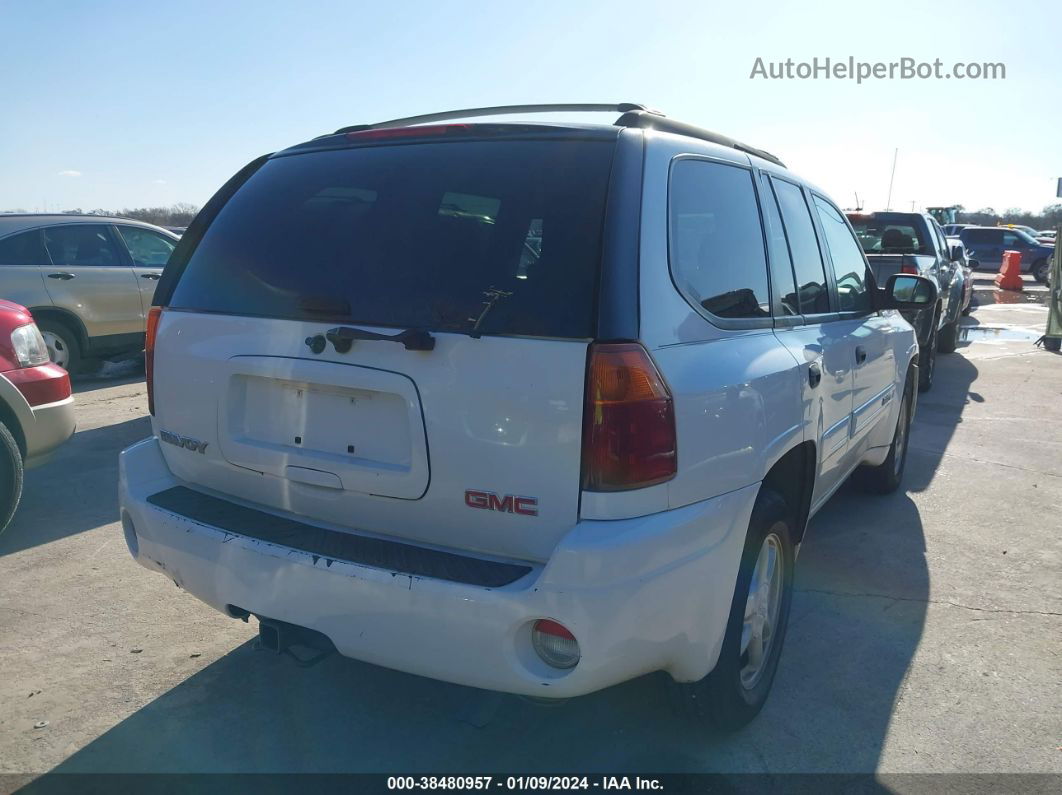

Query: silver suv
[[119, 104, 937, 729], [0, 214, 179, 371]]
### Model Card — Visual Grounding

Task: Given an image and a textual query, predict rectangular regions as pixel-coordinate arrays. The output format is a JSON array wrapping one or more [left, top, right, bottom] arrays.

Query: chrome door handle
[[47, 272, 75, 280], [140, 273, 161, 280]]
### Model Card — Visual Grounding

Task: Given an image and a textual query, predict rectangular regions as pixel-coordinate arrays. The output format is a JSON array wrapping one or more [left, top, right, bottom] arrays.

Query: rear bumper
[[119, 437, 758, 698]]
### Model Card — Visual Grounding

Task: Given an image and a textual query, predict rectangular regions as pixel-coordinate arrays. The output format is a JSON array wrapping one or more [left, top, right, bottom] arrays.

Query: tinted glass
[[1002, 231, 1031, 247], [0, 230, 50, 265], [847, 214, 931, 254], [772, 179, 830, 314], [814, 196, 871, 313], [170, 140, 615, 339], [118, 226, 176, 267], [669, 160, 770, 320], [758, 174, 798, 316], [43, 224, 122, 266], [963, 228, 1000, 245]]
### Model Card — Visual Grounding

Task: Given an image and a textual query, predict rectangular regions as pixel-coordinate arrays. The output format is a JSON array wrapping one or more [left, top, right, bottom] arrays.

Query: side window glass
[[1002, 231, 1022, 248], [0, 230, 50, 265], [813, 196, 872, 313], [669, 159, 770, 320], [757, 174, 799, 316], [772, 179, 830, 314], [933, 224, 950, 259], [43, 225, 122, 267], [118, 226, 176, 267]]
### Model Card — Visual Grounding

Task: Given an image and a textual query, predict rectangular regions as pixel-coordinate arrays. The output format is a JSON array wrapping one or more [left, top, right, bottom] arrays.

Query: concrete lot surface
[[0, 295, 1059, 778]]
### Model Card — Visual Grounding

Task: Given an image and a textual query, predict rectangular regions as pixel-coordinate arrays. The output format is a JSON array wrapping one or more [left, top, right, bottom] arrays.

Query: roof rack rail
[[614, 110, 785, 167], [334, 103, 656, 134], [330, 103, 785, 167]]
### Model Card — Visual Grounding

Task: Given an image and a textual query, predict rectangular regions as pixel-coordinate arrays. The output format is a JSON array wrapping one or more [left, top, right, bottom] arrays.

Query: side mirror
[[950, 245, 964, 262], [882, 273, 938, 310]]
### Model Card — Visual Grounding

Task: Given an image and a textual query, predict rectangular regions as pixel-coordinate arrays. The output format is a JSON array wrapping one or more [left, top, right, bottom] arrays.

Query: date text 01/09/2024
[[386, 777, 664, 791]]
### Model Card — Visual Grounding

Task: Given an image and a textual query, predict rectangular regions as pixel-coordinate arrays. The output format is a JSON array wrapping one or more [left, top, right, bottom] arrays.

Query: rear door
[[41, 224, 144, 337], [114, 225, 177, 319], [763, 176, 854, 504], [153, 136, 617, 563], [963, 228, 1004, 269], [0, 229, 52, 309]]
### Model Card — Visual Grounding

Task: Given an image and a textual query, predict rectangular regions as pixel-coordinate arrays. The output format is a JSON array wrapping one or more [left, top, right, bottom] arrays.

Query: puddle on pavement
[[971, 287, 1050, 306], [959, 326, 1042, 343]]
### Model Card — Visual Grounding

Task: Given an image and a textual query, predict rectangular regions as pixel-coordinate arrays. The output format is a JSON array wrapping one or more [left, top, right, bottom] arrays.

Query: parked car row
[[117, 103, 941, 731], [960, 226, 1055, 283], [846, 211, 967, 391], [0, 215, 178, 372]]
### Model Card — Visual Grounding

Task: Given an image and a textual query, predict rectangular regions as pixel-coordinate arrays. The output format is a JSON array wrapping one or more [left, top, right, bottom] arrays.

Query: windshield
[[848, 215, 931, 254], [169, 139, 616, 339]]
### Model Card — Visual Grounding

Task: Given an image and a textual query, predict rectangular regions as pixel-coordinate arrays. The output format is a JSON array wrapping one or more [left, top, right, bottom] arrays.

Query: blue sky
[[1, 0, 1058, 214]]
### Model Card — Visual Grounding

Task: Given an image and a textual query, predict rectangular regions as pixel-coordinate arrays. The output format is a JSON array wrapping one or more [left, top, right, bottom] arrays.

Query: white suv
[[118, 104, 936, 729]]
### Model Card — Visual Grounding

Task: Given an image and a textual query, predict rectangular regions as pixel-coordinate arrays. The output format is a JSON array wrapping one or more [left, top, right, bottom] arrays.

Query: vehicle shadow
[[0, 416, 151, 557], [35, 493, 928, 774], [905, 351, 979, 493], [33, 356, 978, 775]]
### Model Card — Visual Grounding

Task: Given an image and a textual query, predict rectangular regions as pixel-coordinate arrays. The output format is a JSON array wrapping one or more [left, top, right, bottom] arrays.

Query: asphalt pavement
[[0, 284, 1059, 780]]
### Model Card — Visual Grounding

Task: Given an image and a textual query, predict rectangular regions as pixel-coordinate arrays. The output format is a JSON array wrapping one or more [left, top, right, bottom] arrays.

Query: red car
[[0, 300, 76, 532]]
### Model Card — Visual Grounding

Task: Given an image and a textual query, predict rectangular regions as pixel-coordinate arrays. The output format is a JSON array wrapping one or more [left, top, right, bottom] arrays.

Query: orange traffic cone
[[995, 250, 1024, 291]]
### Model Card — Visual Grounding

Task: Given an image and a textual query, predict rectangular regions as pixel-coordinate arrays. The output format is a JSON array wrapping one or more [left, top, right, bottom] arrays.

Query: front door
[[114, 225, 177, 320]]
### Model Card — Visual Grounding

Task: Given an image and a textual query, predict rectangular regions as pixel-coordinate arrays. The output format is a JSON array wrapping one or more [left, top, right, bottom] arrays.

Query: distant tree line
[[956, 204, 1062, 229], [1, 203, 200, 227]]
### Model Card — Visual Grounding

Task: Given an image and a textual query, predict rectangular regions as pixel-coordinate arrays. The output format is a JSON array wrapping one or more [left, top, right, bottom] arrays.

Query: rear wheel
[[937, 316, 959, 354], [1032, 259, 1050, 284], [918, 316, 938, 393], [672, 488, 794, 731], [37, 320, 82, 374], [0, 421, 24, 535], [854, 371, 914, 494]]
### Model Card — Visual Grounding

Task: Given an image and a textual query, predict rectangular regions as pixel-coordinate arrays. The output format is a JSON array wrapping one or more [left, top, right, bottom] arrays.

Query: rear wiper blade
[[322, 325, 435, 352]]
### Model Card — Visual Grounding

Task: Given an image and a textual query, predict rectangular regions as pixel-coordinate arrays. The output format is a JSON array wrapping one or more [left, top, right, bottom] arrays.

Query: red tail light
[[582, 343, 677, 491], [145, 306, 162, 416], [900, 260, 919, 275]]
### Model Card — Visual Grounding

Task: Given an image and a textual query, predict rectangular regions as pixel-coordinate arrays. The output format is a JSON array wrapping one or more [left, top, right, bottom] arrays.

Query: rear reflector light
[[145, 306, 162, 416], [900, 261, 919, 275], [531, 619, 580, 670], [582, 343, 677, 491], [345, 124, 472, 141]]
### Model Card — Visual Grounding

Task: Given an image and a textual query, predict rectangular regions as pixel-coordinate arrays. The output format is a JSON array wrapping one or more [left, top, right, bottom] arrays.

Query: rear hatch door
[[152, 133, 617, 562]]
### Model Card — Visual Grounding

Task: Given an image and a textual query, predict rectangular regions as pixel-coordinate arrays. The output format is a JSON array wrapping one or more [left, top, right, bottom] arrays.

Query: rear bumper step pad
[[146, 486, 532, 588]]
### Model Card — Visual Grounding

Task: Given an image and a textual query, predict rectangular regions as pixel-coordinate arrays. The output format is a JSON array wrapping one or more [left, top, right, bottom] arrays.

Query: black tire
[[918, 314, 937, 393], [672, 488, 795, 731], [1032, 259, 1050, 284], [937, 317, 959, 354], [1044, 337, 1061, 352], [0, 421, 24, 535], [36, 319, 82, 374], [854, 370, 914, 494]]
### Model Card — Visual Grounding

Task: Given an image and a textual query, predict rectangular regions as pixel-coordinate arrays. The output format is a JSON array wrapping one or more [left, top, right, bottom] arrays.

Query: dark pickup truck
[[847, 211, 967, 392]]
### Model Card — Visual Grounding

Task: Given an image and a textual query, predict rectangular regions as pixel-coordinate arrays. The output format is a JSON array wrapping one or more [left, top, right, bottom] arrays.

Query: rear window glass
[[169, 140, 616, 339], [848, 215, 931, 255], [0, 230, 50, 266]]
